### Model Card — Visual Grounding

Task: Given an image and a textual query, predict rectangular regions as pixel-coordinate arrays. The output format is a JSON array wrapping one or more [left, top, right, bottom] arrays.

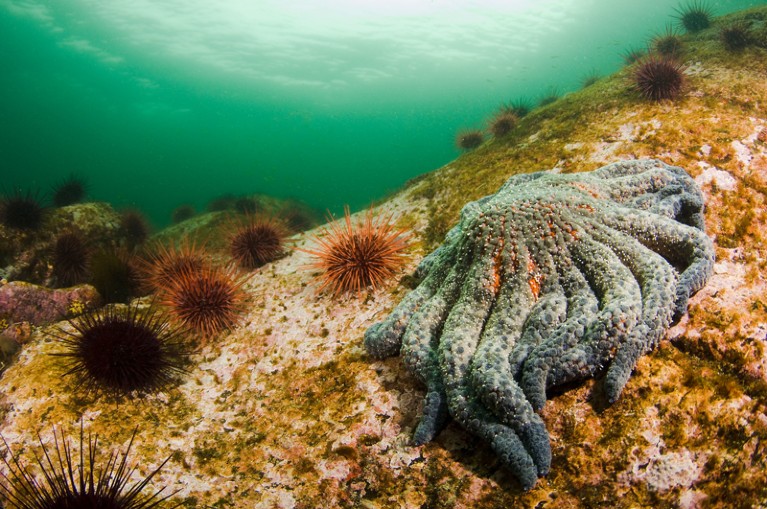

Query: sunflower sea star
[[364, 159, 714, 490]]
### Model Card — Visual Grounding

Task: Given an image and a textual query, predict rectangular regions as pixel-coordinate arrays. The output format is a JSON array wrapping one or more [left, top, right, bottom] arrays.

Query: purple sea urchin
[[89, 248, 142, 304], [51, 174, 87, 207], [508, 98, 532, 118], [206, 194, 236, 213], [0, 190, 44, 231], [171, 205, 195, 224], [52, 231, 90, 287], [652, 25, 683, 58], [234, 196, 261, 215], [119, 210, 150, 251], [580, 70, 601, 89], [54, 304, 187, 399], [632, 56, 685, 101], [537, 87, 560, 107], [455, 130, 484, 151], [0, 422, 180, 508], [721, 22, 750, 52], [621, 47, 646, 65], [278, 199, 320, 232], [674, 1, 712, 33], [488, 108, 519, 138]]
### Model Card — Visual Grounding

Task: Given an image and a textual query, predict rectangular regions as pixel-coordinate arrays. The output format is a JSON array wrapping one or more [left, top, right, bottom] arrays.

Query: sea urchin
[[674, 1, 712, 33], [488, 108, 519, 138], [171, 205, 195, 224], [621, 47, 646, 65], [632, 56, 685, 101], [53, 304, 187, 399], [52, 231, 90, 287], [301, 206, 410, 296], [0, 422, 179, 509], [229, 215, 288, 270], [162, 265, 245, 339], [88, 248, 142, 304], [0, 190, 44, 231], [721, 23, 750, 52], [455, 130, 484, 151], [652, 25, 683, 57], [51, 174, 87, 207], [119, 210, 150, 251], [137, 240, 209, 295]]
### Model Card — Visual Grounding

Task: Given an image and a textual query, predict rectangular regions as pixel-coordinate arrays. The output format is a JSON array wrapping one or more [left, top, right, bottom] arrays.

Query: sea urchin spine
[[455, 130, 484, 151], [0, 422, 179, 508], [162, 265, 245, 339], [137, 239, 210, 295], [674, 1, 713, 33], [53, 304, 187, 399], [632, 56, 685, 101], [0, 190, 44, 231], [301, 206, 410, 296], [52, 231, 90, 287], [229, 215, 288, 270]]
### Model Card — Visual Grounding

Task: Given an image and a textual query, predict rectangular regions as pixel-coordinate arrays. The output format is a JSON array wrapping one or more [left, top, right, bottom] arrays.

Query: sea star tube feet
[[364, 158, 715, 490]]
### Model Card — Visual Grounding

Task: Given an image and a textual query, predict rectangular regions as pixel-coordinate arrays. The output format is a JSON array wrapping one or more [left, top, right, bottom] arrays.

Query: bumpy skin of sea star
[[364, 159, 714, 490]]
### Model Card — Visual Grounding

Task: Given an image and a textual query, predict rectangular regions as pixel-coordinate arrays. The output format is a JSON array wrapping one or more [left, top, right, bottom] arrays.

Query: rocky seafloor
[[2, 6, 767, 509]]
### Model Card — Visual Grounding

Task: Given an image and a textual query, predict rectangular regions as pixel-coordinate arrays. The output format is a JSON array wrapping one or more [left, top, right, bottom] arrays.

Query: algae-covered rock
[[1, 202, 122, 284], [0, 281, 100, 325], [1, 5, 767, 509]]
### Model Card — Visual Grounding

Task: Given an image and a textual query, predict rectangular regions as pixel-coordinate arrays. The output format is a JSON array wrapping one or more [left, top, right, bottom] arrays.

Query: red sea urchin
[[301, 206, 410, 296], [53, 304, 187, 399], [632, 56, 685, 101], [137, 239, 210, 295], [229, 215, 288, 270], [162, 265, 245, 339], [0, 422, 180, 509]]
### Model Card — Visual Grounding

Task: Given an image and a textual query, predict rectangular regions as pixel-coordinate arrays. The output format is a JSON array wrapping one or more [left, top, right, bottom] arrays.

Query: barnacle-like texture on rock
[[364, 158, 715, 490]]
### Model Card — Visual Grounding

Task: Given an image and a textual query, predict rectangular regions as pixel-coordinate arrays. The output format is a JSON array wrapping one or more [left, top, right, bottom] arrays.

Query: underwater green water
[[0, 0, 761, 227]]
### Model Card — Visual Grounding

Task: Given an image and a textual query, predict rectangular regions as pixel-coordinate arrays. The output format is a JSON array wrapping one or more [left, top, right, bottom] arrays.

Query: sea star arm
[[521, 233, 642, 410], [438, 230, 540, 489], [508, 279, 568, 377], [401, 259, 464, 444], [587, 221, 678, 402], [364, 242, 457, 359], [469, 240, 552, 475], [601, 209, 714, 316]]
